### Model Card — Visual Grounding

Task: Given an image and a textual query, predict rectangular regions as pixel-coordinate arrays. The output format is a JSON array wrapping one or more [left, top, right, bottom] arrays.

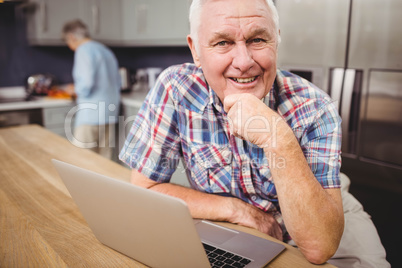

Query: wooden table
[[0, 125, 335, 267]]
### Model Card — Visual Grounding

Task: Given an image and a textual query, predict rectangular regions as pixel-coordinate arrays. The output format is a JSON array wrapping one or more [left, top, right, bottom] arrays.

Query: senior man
[[120, 0, 389, 267], [63, 20, 121, 159]]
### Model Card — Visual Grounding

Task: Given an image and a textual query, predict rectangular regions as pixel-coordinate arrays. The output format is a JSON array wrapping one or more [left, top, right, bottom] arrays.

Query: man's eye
[[216, 41, 228, 46], [251, 38, 265, 43]]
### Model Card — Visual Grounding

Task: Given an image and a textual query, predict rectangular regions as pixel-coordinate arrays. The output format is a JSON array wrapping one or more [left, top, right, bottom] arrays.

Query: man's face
[[64, 34, 77, 51], [188, 0, 278, 102]]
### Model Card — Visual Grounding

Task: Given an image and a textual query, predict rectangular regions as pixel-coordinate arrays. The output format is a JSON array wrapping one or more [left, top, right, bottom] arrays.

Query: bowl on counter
[[0, 86, 28, 103]]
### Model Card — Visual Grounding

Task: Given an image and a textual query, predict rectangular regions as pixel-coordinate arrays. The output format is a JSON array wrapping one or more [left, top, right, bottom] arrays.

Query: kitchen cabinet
[[0, 109, 42, 127], [26, 0, 190, 46], [121, 104, 139, 137], [26, 0, 85, 45], [26, 0, 121, 45], [119, 90, 148, 140], [42, 105, 75, 138], [80, 0, 122, 44], [120, 0, 190, 46], [120, 95, 190, 187]]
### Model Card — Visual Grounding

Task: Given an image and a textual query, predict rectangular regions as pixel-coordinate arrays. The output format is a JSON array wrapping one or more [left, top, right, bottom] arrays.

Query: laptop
[[52, 159, 285, 268]]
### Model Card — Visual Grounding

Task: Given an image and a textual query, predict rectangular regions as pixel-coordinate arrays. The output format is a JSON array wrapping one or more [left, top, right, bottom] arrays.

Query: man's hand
[[230, 198, 283, 241], [63, 83, 77, 99], [223, 93, 291, 149], [64, 83, 75, 95]]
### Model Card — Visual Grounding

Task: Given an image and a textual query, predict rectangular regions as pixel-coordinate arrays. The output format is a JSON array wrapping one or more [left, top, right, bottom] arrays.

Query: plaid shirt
[[120, 63, 342, 239]]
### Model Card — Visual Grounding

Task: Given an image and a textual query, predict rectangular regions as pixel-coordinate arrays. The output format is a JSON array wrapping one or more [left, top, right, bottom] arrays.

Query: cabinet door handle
[[136, 4, 148, 34], [40, 0, 47, 32], [92, 4, 100, 34]]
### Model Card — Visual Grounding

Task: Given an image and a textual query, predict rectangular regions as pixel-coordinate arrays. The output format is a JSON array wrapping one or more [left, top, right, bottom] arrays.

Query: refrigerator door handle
[[330, 68, 344, 112], [330, 68, 362, 155], [342, 69, 356, 130]]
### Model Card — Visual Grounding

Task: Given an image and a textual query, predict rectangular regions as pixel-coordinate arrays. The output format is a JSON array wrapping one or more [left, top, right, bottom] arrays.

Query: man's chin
[[224, 90, 267, 100]]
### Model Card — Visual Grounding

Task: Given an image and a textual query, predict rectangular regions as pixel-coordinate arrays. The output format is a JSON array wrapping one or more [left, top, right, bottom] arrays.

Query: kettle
[[119, 67, 132, 92]]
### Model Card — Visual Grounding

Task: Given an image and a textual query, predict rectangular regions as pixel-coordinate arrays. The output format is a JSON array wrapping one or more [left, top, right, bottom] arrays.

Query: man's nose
[[232, 43, 254, 72]]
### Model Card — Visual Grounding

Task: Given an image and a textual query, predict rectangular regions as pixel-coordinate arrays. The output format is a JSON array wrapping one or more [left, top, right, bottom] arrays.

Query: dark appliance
[[275, 1, 402, 266], [276, 0, 402, 193], [119, 67, 132, 92]]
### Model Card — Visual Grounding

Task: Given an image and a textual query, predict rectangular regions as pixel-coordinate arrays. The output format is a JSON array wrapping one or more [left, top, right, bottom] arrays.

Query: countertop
[[0, 86, 75, 112], [0, 97, 75, 112], [0, 125, 335, 267], [0, 90, 148, 112]]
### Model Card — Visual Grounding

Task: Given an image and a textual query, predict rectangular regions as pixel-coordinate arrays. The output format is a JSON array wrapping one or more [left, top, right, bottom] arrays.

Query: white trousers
[[72, 124, 115, 160], [327, 173, 390, 268]]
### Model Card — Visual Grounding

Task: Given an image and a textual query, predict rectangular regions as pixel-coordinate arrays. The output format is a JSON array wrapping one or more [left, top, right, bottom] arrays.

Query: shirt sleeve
[[300, 100, 342, 188], [119, 69, 182, 182], [73, 47, 96, 98]]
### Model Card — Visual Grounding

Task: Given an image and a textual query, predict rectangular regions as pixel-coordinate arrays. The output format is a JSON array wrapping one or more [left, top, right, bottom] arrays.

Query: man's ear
[[187, 35, 201, 67], [67, 33, 76, 42]]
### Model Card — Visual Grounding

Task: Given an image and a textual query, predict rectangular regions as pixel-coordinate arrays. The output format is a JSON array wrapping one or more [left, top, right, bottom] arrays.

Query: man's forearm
[[130, 170, 239, 222], [130, 170, 283, 240], [151, 182, 283, 240], [223, 93, 344, 263], [149, 182, 236, 221], [267, 125, 344, 264]]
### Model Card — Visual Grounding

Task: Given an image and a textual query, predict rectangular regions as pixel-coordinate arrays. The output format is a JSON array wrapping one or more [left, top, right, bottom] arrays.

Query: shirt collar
[[209, 86, 226, 114], [263, 80, 279, 111]]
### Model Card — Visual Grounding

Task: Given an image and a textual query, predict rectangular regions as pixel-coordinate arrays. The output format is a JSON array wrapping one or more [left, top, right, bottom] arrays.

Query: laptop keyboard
[[202, 243, 252, 268]]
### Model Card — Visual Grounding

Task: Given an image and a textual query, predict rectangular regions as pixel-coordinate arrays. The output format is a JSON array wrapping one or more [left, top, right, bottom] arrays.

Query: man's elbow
[[301, 232, 343, 264], [303, 211, 344, 264], [303, 246, 338, 265]]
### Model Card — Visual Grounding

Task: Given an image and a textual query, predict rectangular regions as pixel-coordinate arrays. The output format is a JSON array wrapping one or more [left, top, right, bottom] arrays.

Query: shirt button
[[251, 195, 257, 201]]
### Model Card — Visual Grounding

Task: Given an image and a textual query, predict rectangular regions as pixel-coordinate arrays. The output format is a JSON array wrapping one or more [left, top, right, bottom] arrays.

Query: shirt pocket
[[189, 143, 233, 193]]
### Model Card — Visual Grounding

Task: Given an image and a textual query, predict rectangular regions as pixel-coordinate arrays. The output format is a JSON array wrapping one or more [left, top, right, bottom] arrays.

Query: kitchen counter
[[0, 90, 147, 134], [0, 97, 74, 112], [0, 86, 75, 112], [121, 90, 149, 108], [0, 89, 147, 113], [0, 125, 334, 267]]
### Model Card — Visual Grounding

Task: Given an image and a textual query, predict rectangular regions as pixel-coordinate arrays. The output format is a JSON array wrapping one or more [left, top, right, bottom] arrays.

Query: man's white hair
[[189, 0, 281, 53], [62, 19, 90, 40]]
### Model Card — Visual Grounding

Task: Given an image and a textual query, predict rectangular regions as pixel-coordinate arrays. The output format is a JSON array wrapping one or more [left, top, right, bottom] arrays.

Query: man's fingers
[[273, 226, 283, 241], [223, 94, 243, 113]]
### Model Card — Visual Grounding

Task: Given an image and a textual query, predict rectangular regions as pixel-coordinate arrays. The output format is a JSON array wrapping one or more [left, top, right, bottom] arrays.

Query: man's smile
[[229, 76, 258, 83]]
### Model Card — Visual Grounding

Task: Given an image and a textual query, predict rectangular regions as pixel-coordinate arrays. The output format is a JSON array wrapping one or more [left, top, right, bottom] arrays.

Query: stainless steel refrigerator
[[275, 0, 402, 194]]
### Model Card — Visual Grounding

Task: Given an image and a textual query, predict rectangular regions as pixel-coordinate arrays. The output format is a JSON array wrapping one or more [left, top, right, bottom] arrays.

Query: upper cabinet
[[120, 0, 190, 46], [26, 0, 86, 45], [26, 0, 190, 47], [80, 0, 122, 44]]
